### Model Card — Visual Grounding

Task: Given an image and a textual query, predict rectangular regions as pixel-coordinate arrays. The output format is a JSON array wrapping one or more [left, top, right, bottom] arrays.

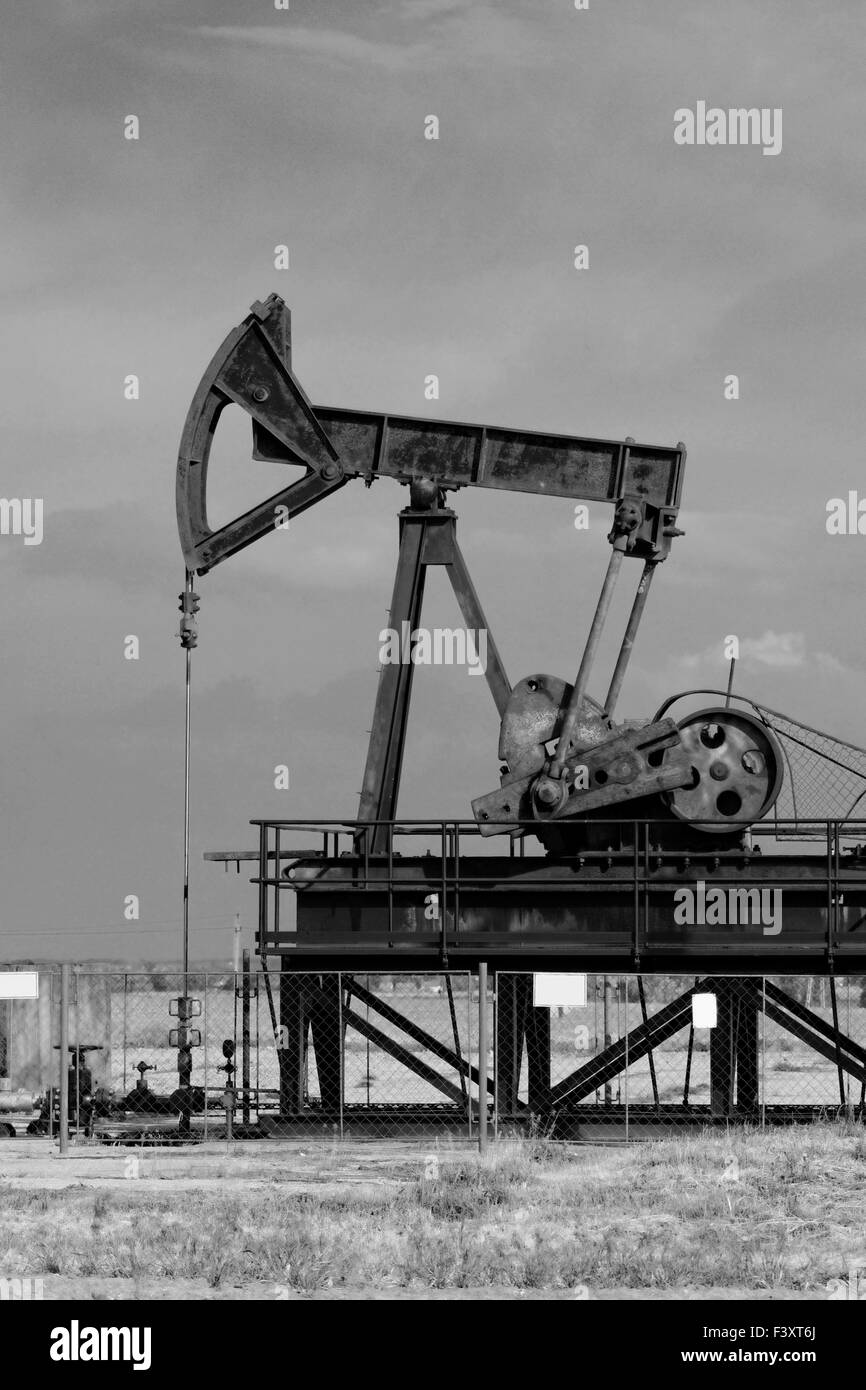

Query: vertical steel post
[[623, 978, 629, 1144], [467, 978, 474, 1143], [760, 977, 766, 1130], [338, 973, 344, 1140], [241, 949, 251, 1126], [48, 973, 54, 1142], [478, 963, 488, 1155], [203, 974, 209, 1141], [59, 964, 69, 1155]]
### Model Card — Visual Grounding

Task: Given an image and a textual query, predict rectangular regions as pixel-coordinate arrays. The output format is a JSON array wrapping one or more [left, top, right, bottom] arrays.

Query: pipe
[[182, 570, 193, 979]]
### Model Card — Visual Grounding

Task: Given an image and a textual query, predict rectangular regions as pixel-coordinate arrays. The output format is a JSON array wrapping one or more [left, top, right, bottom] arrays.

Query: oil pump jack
[[178, 295, 866, 1133], [179, 293, 786, 843]]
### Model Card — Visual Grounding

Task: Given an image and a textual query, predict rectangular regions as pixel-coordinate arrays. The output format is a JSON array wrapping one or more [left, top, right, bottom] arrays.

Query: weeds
[[2, 1127, 865, 1292]]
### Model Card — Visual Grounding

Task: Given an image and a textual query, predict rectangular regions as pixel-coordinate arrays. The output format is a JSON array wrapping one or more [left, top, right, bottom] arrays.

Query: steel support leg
[[308, 973, 344, 1112], [494, 974, 551, 1116], [279, 971, 308, 1114], [735, 991, 759, 1114], [357, 513, 428, 852], [495, 974, 524, 1114], [709, 980, 735, 1117], [526, 999, 552, 1114]]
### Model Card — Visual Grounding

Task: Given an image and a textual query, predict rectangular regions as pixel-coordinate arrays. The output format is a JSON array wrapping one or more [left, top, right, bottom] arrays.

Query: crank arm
[[472, 718, 692, 834]]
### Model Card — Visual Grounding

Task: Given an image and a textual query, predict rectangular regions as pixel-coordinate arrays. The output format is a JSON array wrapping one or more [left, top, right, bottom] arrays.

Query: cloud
[[680, 630, 806, 671], [194, 6, 555, 74], [676, 632, 853, 680], [814, 650, 848, 674], [739, 632, 807, 668], [400, 0, 470, 16], [195, 25, 431, 72]]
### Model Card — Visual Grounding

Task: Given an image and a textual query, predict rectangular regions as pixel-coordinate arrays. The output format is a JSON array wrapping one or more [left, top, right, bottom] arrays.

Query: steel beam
[[345, 976, 492, 1094], [304, 980, 468, 1106], [549, 980, 700, 1107]]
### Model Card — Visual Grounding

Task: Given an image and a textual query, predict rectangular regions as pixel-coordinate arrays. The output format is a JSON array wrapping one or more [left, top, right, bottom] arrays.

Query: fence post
[[478, 962, 488, 1156], [58, 964, 69, 1154], [623, 977, 629, 1143], [338, 973, 344, 1140]]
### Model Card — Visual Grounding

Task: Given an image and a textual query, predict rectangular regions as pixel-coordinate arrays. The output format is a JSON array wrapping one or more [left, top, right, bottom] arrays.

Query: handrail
[[252, 817, 866, 964]]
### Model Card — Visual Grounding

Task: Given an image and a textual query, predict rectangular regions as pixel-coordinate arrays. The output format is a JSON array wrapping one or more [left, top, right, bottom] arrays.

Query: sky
[[1, 0, 865, 963]]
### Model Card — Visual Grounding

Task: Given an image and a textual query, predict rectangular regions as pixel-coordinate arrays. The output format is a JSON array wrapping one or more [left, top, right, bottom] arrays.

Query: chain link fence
[[1, 968, 864, 1144], [0, 970, 59, 1138], [494, 972, 866, 1138]]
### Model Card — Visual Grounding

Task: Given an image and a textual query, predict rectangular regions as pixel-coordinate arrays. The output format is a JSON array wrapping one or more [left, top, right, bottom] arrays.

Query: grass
[[1, 1124, 865, 1293]]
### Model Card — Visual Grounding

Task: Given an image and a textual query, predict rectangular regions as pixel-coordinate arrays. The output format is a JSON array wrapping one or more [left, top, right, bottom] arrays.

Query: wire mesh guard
[[4, 969, 865, 1145], [748, 700, 866, 829]]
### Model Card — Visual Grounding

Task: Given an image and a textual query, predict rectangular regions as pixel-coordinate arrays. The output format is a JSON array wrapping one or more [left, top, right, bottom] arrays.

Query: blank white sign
[[0, 972, 39, 1000], [533, 973, 587, 1008], [692, 993, 717, 1028]]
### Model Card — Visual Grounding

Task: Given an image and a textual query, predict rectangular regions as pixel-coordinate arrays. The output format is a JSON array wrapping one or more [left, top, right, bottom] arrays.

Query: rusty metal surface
[[178, 294, 686, 574], [473, 718, 692, 832], [292, 410, 685, 509], [176, 296, 346, 573], [266, 848, 866, 971], [665, 708, 784, 833], [498, 675, 609, 778]]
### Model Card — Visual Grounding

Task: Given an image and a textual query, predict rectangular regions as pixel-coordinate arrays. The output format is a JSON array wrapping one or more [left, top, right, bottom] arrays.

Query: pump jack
[[178, 295, 866, 1135]]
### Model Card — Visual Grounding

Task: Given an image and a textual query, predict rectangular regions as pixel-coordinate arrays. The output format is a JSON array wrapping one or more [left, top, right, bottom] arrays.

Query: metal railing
[[252, 818, 866, 963]]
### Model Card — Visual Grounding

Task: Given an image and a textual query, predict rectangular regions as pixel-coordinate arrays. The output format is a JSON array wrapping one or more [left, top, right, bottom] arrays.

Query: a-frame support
[[279, 489, 512, 1116], [357, 489, 511, 852]]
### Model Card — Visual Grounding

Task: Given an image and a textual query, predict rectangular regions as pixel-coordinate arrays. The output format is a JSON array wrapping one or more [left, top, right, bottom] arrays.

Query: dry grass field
[[1, 1123, 865, 1300]]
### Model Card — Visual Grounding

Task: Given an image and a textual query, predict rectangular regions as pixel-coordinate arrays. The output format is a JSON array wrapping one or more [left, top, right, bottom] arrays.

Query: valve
[[217, 1038, 236, 1082], [178, 589, 200, 649], [134, 1061, 155, 1090]]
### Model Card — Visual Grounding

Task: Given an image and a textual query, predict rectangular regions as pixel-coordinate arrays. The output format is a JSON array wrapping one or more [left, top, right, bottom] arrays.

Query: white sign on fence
[[692, 992, 717, 1028], [532, 973, 587, 1008], [0, 972, 39, 1000]]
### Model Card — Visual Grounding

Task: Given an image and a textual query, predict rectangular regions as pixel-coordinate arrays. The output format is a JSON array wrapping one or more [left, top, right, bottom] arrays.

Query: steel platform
[[228, 819, 866, 974]]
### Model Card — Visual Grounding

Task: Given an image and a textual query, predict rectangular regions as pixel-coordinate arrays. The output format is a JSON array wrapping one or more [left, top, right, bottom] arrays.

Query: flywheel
[[664, 707, 783, 833]]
